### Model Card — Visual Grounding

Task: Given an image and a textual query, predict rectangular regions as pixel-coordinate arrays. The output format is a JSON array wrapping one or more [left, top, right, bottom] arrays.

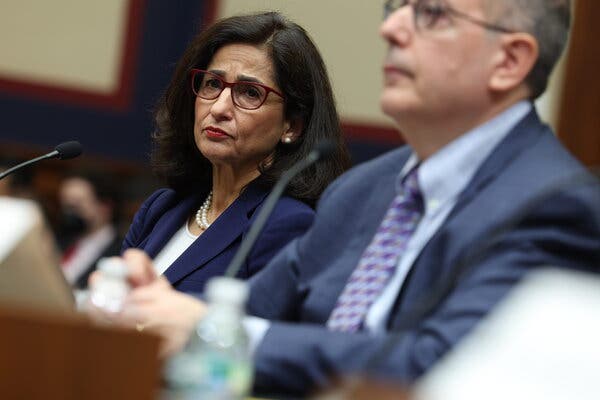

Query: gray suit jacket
[[247, 109, 600, 396]]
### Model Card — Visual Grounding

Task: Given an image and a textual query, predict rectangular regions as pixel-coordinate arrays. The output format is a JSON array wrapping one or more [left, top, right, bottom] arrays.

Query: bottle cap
[[205, 277, 248, 306], [96, 257, 128, 279]]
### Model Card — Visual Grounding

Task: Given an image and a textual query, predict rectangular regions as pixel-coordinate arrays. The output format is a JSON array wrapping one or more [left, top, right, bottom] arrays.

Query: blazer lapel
[[163, 184, 268, 285], [142, 194, 201, 257]]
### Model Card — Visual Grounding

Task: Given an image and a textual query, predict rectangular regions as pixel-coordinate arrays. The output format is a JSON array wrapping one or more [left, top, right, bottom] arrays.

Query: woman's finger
[[122, 248, 158, 287]]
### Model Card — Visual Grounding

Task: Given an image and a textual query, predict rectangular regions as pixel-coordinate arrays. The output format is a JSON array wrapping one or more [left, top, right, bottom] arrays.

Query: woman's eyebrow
[[237, 74, 264, 84], [207, 70, 265, 84]]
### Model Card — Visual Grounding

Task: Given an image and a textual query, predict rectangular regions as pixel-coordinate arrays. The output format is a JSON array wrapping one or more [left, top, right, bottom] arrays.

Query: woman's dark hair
[[151, 11, 350, 206]]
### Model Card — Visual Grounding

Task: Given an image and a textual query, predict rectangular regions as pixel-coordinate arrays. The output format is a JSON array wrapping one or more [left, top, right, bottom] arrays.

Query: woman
[[122, 12, 349, 293]]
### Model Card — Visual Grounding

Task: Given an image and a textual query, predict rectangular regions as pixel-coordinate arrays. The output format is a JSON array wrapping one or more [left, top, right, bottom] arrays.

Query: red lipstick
[[204, 126, 230, 139]]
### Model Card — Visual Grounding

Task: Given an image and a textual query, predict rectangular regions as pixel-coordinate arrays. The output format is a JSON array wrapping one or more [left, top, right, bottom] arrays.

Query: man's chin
[[380, 91, 416, 120]]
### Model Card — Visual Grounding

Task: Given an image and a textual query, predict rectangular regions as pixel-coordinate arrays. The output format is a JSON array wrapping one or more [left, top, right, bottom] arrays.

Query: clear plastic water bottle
[[88, 257, 130, 313], [164, 277, 253, 400]]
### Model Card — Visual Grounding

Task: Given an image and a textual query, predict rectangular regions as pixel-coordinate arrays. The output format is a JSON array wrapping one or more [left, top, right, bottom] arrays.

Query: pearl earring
[[282, 137, 292, 144]]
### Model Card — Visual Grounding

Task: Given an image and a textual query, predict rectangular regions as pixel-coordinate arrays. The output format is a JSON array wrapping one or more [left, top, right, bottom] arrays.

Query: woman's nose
[[209, 87, 235, 117]]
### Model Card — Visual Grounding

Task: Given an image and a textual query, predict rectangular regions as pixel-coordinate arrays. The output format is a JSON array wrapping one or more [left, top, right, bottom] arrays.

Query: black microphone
[[0, 141, 83, 181], [224, 140, 336, 278], [53, 141, 83, 160]]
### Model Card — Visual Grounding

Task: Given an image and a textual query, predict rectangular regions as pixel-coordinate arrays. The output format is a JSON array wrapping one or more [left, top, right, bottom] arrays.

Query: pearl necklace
[[195, 191, 212, 230]]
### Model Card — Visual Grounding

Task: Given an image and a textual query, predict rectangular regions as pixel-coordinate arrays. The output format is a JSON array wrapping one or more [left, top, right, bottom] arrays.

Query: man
[[113, 0, 599, 396], [58, 170, 122, 289]]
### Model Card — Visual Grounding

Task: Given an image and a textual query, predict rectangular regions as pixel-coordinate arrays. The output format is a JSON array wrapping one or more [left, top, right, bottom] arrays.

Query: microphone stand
[[0, 152, 58, 181], [225, 149, 322, 278], [0, 141, 82, 181]]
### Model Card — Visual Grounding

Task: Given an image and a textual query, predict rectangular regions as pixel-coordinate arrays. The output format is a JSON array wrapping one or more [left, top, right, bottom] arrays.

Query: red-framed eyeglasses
[[190, 69, 284, 110]]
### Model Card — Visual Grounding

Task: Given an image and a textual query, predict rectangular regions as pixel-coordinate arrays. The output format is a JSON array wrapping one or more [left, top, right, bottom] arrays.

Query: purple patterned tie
[[327, 167, 423, 332]]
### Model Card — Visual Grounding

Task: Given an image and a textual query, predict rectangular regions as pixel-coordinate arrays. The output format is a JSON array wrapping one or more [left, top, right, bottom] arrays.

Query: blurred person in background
[[120, 11, 350, 294], [58, 169, 122, 289]]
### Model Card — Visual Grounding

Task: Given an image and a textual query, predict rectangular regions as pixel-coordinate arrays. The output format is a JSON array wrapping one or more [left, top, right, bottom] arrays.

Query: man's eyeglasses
[[190, 69, 284, 110], [383, 0, 514, 33]]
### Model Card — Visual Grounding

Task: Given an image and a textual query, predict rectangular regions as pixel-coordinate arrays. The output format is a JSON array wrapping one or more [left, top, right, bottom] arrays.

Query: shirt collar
[[397, 101, 532, 214]]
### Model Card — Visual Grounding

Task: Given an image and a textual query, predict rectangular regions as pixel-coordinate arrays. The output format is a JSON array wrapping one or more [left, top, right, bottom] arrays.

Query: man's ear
[[489, 32, 539, 94], [281, 117, 304, 144]]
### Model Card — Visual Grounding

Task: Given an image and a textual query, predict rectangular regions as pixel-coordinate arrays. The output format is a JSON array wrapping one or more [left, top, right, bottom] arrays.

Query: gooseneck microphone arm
[[225, 140, 335, 278], [0, 141, 83, 181], [0, 153, 57, 181]]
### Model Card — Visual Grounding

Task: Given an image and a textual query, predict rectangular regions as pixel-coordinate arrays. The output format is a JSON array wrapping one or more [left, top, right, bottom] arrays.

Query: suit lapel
[[357, 150, 411, 246], [323, 149, 411, 299], [300, 148, 412, 320], [388, 109, 548, 328], [142, 194, 201, 257], [450, 109, 545, 217], [163, 184, 268, 285]]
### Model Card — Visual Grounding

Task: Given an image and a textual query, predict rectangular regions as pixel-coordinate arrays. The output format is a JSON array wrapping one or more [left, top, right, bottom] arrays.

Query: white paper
[[0, 196, 38, 262], [416, 269, 600, 400]]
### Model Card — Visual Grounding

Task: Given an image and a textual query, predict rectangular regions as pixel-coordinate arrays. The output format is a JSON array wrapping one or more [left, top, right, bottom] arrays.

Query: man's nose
[[380, 4, 415, 46]]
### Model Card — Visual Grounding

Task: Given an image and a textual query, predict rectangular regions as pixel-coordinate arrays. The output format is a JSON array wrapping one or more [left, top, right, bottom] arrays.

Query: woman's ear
[[488, 32, 539, 95], [281, 118, 303, 144]]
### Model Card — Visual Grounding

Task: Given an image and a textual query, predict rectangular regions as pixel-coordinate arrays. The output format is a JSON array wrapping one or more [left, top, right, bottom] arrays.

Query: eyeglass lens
[[384, 0, 449, 30], [192, 71, 268, 110]]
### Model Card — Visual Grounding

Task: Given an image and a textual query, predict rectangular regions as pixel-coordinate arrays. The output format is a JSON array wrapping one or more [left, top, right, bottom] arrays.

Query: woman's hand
[[86, 248, 207, 357], [122, 248, 160, 288], [85, 248, 160, 324], [87, 248, 158, 291], [119, 278, 207, 357]]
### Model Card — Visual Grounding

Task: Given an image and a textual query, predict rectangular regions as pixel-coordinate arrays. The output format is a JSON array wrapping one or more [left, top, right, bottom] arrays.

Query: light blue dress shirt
[[245, 101, 533, 350], [367, 101, 532, 333]]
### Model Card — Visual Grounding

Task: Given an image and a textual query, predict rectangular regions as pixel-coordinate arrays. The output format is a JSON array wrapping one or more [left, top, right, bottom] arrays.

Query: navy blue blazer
[[246, 109, 600, 395], [122, 183, 315, 293]]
